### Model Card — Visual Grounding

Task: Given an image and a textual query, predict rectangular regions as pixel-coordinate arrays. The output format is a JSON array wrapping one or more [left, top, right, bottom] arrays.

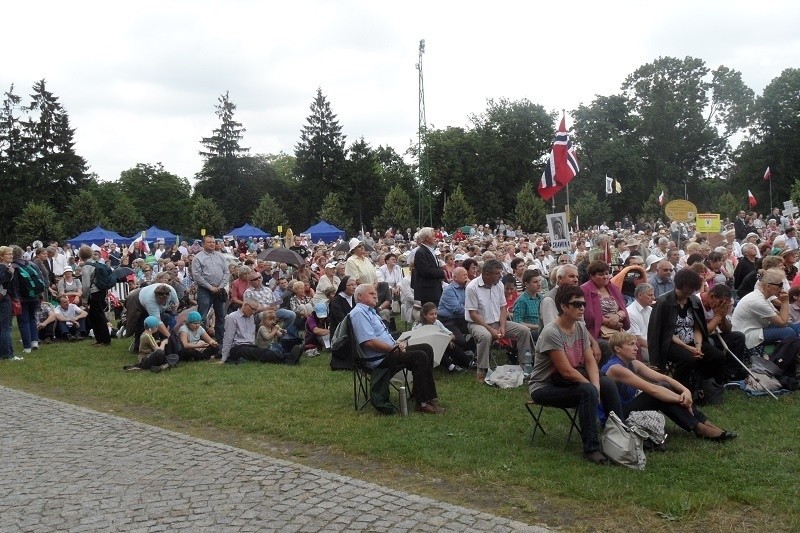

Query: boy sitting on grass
[[124, 316, 172, 373]]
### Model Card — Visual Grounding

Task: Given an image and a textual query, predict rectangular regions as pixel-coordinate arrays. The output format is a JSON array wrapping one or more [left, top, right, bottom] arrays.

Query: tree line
[[1, 58, 798, 245]]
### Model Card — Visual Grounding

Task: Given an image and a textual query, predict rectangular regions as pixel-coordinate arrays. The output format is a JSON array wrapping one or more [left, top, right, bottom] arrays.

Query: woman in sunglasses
[[529, 285, 622, 465]]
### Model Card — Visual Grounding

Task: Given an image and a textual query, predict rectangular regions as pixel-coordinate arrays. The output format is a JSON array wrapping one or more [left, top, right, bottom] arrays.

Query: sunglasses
[[566, 300, 587, 309], [249, 277, 261, 282]]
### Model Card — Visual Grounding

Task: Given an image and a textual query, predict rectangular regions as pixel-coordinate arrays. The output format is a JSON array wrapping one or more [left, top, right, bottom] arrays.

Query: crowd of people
[[4, 208, 799, 463]]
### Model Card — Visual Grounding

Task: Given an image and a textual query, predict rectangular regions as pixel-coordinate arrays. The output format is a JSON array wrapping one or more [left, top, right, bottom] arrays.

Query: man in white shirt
[[626, 283, 654, 362], [464, 259, 532, 383]]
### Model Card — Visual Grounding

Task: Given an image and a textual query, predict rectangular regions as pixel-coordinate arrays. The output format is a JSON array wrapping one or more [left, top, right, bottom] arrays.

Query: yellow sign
[[664, 199, 698, 223], [277, 226, 283, 234], [200, 228, 206, 236], [696, 213, 721, 233]]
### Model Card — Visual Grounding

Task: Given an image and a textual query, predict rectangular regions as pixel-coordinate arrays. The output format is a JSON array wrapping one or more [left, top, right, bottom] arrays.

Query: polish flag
[[764, 167, 771, 181], [748, 190, 757, 208], [658, 190, 665, 206]]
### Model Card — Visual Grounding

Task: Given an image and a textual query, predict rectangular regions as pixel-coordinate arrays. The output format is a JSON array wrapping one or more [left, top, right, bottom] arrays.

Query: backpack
[[91, 261, 116, 291], [770, 337, 800, 379], [16, 262, 46, 299], [330, 314, 351, 352]]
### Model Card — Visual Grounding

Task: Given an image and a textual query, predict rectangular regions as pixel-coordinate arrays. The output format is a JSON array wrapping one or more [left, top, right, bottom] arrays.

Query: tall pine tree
[[295, 88, 347, 227]]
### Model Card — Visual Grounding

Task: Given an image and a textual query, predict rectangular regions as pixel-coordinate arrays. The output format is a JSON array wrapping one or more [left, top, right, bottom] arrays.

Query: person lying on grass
[[602, 331, 737, 442]]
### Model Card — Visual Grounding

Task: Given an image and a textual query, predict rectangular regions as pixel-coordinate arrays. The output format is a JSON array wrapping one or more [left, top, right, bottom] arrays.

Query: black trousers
[[665, 340, 725, 389], [229, 343, 285, 364], [624, 384, 707, 433], [178, 345, 219, 361], [377, 343, 438, 404], [89, 290, 111, 344], [138, 348, 167, 370]]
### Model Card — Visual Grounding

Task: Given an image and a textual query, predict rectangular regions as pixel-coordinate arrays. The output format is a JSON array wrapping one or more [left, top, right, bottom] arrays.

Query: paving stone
[[0, 386, 546, 532]]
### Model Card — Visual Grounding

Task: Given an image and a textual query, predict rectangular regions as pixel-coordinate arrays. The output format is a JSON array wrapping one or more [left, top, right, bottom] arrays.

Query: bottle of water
[[522, 350, 533, 379]]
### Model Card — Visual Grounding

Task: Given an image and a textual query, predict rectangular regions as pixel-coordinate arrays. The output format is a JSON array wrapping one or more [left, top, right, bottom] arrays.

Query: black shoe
[[584, 450, 609, 465], [700, 430, 738, 442], [66, 334, 76, 342], [287, 345, 303, 365]]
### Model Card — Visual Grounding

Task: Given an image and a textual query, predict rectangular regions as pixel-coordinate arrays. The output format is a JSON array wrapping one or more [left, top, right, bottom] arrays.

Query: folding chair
[[349, 320, 410, 413], [525, 400, 581, 448]]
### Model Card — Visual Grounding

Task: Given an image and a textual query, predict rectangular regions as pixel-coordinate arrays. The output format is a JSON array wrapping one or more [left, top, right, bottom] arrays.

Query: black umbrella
[[257, 247, 304, 266], [112, 267, 135, 280]]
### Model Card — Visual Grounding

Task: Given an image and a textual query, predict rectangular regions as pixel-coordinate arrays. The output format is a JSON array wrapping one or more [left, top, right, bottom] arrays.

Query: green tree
[[188, 195, 226, 238], [343, 137, 383, 230], [294, 88, 347, 227], [199, 91, 249, 159], [118, 163, 191, 232], [513, 182, 548, 232], [621, 57, 754, 200], [441, 185, 475, 230], [639, 181, 669, 223], [425, 126, 480, 224], [14, 201, 64, 246], [105, 195, 146, 237], [0, 84, 28, 243], [713, 191, 741, 221], [731, 68, 800, 210], [470, 98, 555, 222], [571, 192, 611, 228], [318, 192, 352, 235], [23, 79, 89, 206], [251, 193, 288, 235], [64, 189, 107, 237], [373, 185, 415, 233]]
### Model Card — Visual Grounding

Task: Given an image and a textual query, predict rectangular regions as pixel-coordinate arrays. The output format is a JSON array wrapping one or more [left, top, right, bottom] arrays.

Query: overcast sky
[[3, 0, 798, 183]]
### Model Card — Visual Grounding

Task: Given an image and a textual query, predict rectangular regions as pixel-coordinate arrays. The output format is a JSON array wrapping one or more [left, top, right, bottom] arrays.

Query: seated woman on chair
[[529, 285, 622, 465], [602, 332, 736, 441]]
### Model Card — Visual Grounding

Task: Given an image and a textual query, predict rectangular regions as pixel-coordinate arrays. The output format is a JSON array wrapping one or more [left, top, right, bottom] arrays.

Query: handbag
[[11, 299, 22, 316], [601, 411, 647, 470]]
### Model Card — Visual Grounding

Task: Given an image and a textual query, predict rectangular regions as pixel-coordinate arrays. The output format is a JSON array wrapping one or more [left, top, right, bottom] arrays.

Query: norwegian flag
[[658, 190, 665, 206], [538, 117, 579, 201], [748, 189, 757, 209], [764, 166, 771, 181]]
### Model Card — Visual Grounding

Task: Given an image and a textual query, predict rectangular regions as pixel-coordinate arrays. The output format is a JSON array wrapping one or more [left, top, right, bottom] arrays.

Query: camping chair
[[525, 400, 581, 448], [349, 320, 410, 414]]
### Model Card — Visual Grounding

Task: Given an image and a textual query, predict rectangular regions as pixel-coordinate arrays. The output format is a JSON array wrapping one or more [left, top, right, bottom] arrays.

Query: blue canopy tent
[[129, 225, 179, 244], [226, 223, 271, 239], [303, 220, 345, 243], [67, 226, 131, 246]]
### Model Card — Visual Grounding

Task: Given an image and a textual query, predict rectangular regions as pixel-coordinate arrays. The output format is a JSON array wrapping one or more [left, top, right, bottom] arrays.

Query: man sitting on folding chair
[[349, 283, 445, 414]]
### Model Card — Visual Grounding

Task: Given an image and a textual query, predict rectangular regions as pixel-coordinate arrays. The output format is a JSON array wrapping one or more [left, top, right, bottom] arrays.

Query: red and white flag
[[658, 190, 665, 206], [538, 116, 579, 201], [764, 167, 771, 181], [748, 189, 757, 208]]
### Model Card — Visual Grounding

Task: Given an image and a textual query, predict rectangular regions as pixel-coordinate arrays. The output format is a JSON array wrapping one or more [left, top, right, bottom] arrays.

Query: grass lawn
[[2, 334, 798, 531]]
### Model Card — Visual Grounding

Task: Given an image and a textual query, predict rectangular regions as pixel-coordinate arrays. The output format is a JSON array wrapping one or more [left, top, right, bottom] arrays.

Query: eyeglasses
[[143, 269, 151, 272], [249, 277, 261, 282], [767, 282, 783, 288], [566, 301, 587, 309]]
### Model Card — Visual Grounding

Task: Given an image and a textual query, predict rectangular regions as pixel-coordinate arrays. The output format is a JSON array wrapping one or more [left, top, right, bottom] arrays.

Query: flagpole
[[769, 178, 773, 213]]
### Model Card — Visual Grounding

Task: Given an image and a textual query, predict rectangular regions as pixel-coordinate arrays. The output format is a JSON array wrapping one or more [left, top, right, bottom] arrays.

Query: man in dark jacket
[[411, 227, 445, 306]]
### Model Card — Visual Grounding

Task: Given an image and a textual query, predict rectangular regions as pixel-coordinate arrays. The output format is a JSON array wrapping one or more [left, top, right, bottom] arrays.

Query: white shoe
[[12, 356, 24, 361], [23, 348, 31, 354], [31, 341, 39, 349]]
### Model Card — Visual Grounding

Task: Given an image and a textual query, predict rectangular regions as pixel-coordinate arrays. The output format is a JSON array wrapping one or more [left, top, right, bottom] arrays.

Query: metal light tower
[[416, 39, 432, 228]]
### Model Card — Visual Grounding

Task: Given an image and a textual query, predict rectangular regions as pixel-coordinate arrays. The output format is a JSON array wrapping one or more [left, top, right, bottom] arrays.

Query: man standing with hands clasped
[[192, 235, 229, 343], [465, 259, 532, 383]]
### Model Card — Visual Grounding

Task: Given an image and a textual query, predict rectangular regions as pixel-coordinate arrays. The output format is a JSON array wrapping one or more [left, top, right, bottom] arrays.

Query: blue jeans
[[16, 299, 39, 349], [0, 298, 13, 357], [197, 286, 227, 343], [763, 324, 798, 344]]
